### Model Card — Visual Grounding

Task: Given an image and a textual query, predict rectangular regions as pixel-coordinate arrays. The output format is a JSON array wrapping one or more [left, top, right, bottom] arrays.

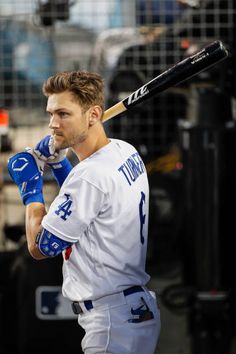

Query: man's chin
[[55, 143, 69, 151], [53, 136, 67, 150]]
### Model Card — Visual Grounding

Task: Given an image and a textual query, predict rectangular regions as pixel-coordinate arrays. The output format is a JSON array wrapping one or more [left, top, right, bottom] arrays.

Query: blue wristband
[[24, 194, 44, 205], [49, 158, 73, 187]]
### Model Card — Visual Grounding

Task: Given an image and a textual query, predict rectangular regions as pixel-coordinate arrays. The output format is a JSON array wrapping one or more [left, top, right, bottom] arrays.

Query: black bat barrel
[[122, 40, 228, 109]]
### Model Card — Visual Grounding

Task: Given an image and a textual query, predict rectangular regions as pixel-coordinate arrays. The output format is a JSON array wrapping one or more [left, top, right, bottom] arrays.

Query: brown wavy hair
[[42, 70, 105, 113]]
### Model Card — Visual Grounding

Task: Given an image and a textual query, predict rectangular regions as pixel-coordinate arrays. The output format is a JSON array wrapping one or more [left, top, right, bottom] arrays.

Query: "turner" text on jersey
[[118, 152, 145, 186]]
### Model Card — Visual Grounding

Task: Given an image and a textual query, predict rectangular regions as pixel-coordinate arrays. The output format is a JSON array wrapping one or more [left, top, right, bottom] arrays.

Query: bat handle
[[102, 101, 127, 122]]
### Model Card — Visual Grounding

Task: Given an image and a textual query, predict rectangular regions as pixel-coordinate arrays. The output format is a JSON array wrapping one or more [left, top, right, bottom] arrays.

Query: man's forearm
[[25, 202, 47, 259]]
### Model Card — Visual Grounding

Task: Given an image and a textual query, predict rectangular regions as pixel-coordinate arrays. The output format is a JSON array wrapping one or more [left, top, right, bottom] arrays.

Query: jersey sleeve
[[42, 177, 107, 243]]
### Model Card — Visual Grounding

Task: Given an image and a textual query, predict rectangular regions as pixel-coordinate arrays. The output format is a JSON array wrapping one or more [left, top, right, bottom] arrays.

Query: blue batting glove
[[34, 135, 67, 163], [8, 151, 44, 205], [34, 135, 73, 187], [34, 134, 52, 160]]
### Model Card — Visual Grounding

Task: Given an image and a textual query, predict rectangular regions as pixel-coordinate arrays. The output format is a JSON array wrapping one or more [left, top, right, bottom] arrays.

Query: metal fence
[[0, 0, 235, 159]]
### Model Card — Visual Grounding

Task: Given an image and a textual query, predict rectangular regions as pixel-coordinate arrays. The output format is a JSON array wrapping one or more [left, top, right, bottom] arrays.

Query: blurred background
[[0, 1, 236, 353]]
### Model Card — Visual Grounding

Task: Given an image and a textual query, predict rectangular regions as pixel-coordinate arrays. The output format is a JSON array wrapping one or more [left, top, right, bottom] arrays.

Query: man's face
[[47, 91, 89, 150]]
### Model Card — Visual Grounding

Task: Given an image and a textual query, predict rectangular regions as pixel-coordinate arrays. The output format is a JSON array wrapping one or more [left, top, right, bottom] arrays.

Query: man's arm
[[25, 202, 47, 260], [25, 203, 73, 259], [8, 150, 73, 260]]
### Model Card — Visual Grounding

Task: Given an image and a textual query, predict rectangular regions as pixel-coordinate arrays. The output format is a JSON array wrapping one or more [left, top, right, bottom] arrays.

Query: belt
[[72, 285, 144, 315]]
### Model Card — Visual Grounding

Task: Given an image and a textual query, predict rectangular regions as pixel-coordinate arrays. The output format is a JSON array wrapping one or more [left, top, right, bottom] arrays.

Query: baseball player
[[8, 71, 161, 354]]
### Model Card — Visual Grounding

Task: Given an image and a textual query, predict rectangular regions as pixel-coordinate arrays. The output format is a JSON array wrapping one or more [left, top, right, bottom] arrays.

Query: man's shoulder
[[71, 156, 111, 187], [110, 138, 136, 150]]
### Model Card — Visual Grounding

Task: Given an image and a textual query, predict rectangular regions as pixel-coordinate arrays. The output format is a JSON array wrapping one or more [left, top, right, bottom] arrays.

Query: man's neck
[[73, 124, 109, 161]]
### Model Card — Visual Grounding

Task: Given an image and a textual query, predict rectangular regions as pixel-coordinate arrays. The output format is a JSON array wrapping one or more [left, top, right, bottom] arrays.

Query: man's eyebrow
[[46, 108, 71, 114]]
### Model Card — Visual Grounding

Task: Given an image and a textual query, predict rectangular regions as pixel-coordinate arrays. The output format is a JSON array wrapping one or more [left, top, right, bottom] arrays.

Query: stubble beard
[[54, 130, 88, 150]]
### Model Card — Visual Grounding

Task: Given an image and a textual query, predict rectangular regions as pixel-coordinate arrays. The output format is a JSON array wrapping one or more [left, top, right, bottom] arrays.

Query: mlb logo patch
[[35, 286, 77, 320]]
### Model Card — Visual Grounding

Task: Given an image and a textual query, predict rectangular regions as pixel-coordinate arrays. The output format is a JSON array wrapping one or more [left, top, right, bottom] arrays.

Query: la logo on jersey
[[55, 193, 73, 221]]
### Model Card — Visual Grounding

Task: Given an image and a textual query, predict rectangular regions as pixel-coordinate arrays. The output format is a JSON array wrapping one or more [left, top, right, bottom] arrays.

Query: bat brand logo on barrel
[[127, 85, 149, 106], [191, 49, 209, 64]]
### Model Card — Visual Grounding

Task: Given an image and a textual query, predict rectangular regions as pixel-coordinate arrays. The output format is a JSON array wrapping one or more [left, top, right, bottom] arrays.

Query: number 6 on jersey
[[139, 191, 146, 244]]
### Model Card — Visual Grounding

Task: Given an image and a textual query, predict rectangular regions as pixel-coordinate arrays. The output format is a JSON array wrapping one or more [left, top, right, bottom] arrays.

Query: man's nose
[[49, 115, 60, 129]]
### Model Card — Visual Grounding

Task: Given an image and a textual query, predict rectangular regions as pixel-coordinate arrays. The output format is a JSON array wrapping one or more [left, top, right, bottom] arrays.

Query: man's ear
[[89, 106, 103, 126]]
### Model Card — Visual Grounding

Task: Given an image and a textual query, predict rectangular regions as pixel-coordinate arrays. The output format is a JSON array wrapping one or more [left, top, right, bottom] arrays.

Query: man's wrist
[[49, 157, 73, 187], [24, 193, 45, 206]]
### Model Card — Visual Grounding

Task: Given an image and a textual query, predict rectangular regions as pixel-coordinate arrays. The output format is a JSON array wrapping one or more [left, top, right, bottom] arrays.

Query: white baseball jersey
[[42, 138, 150, 302]]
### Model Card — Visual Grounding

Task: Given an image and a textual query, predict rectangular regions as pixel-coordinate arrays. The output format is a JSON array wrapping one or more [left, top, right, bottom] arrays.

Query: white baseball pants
[[77, 288, 161, 354]]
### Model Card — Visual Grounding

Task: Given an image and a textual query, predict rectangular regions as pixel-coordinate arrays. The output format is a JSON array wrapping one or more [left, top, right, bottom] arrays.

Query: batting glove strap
[[8, 152, 44, 205], [50, 157, 73, 187]]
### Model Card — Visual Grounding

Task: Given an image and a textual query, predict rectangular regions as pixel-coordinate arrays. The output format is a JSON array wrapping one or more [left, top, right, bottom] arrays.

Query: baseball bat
[[102, 40, 228, 122]]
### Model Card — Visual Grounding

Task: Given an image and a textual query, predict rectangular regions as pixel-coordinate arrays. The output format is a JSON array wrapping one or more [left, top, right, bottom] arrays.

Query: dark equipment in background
[[158, 84, 236, 354], [159, 2, 236, 353], [163, 86, 236, 354], [37, 0, 75, 26]]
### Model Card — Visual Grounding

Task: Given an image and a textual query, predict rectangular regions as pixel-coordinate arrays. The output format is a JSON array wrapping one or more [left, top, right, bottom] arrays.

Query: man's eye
[[59, 112, 68, 117]]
